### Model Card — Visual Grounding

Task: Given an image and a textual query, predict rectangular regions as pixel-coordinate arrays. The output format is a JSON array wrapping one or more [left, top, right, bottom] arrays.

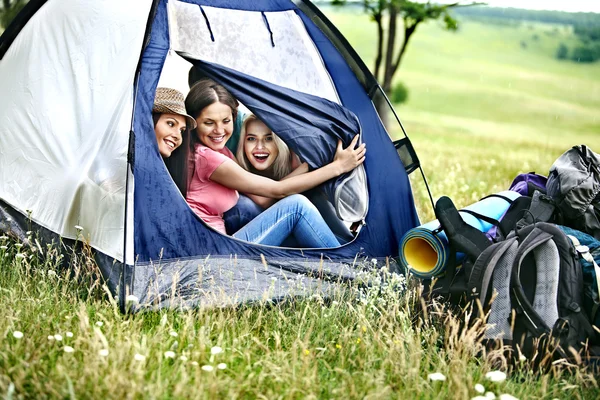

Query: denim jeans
[[223, 194, 263, 234], [232, 194, 340, 248]]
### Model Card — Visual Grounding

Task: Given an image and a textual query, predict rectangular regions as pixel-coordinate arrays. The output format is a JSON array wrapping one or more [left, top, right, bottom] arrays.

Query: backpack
[[425, 196, 599, 365], [469, 222, 597, 362], [547, 145, 600, 240], [509, 172, 547, 197]]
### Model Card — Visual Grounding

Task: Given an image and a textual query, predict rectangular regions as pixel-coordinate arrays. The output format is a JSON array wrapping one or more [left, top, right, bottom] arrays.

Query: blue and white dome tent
[[0, 0, 425, 311]]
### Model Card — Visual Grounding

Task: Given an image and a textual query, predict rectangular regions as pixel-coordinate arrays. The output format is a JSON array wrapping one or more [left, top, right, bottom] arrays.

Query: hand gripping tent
[[0, 0, 423, 311]]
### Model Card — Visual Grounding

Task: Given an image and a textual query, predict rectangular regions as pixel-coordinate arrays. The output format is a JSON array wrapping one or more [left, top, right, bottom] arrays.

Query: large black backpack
[[468, 222, 597, 361], [547, 145, 600, 240], [425, 196, 599, 365]]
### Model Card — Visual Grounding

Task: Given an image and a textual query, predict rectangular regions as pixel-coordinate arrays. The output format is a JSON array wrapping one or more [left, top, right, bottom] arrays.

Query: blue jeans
[[232, 194, 340, 248], [223, 194, 263, 234]]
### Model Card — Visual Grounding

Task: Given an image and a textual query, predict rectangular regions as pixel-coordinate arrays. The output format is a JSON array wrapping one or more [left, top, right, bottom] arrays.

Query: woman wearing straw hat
[[152, 87, 197, 195]]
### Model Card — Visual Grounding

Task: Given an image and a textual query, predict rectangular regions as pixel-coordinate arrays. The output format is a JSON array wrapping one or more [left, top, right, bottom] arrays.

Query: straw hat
[[153, 87, 197, 130]]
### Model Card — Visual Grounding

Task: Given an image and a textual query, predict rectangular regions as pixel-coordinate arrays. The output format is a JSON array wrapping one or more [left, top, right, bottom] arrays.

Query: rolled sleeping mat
[[399, 191, 521, 279]]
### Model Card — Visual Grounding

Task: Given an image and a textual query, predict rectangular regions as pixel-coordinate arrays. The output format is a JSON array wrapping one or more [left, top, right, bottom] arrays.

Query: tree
[[331, 0, 478, 128], [555, 43, 569, 60], [0, 0, 27, 30]]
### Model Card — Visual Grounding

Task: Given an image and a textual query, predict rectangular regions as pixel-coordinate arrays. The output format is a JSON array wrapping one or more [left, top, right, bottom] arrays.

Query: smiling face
[[154, 113, 186, 158], [243, 119, 280, 172], [194, 101, 234, 151]]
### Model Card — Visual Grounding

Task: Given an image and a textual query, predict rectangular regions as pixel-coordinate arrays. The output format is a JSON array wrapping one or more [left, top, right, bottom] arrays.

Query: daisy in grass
[[485, 371, 507, 383], [427, 372, 446, 382], [210, 346, 223, 355], [201, 365, 214, 372], [12, 331, 23, 339], [164, 351, 176, 359], [134, 353, 146, 361], [63, 346, 74, 353]]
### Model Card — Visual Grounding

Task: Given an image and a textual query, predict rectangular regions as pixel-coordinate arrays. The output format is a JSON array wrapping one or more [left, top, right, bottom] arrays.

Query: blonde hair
[[236, 114, 292, 181]]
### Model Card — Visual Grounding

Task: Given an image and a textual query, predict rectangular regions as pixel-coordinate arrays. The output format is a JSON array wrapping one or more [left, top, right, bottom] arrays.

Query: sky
[[473, 0, 600, 13]]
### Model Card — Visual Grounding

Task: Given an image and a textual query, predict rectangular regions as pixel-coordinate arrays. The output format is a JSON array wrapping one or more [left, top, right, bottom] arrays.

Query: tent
[[0, 0, 423, 311]]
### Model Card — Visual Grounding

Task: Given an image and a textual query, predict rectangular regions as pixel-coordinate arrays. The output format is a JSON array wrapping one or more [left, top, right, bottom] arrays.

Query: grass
[[3, 8, 600, 399], [325, 10, 600, 220], [2, 238, 598, 399]]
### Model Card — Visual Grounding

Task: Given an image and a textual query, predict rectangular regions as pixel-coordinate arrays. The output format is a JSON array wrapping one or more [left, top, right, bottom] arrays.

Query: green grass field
[[3, 9, 600, 399], [326, 10, 600, 220]]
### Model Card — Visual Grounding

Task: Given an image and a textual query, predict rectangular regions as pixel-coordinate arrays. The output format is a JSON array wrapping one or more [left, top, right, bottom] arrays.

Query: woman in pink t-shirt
[[183, 78, 366, 248]]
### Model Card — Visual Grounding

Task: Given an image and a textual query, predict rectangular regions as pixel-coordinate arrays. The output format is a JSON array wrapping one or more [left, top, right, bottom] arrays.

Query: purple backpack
[[486, 173, 548, 241], [508, 172, 547, 196]]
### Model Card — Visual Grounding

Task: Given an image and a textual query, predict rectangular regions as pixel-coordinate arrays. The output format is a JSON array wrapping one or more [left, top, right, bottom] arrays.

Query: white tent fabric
[[169, 1, 340, 104], [0, 0, 151, 262]]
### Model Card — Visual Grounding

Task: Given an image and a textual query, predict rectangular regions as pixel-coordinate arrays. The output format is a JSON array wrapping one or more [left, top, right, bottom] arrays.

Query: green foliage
[[556, 42, 569, 60], [391, 81, 409, 104], [574, 25, 600, 42], [0, 0, 27, 29], [571, 44, 600, 63]]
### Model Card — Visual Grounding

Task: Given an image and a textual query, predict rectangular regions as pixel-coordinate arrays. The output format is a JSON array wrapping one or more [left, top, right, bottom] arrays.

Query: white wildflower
[[15, 253, 26, 259], [169, 331, 178, 337], [499, 395, 518, 400], [485, 392, 496, 399], [63, 346, 74, 353], [217, 363, 227, 370], [371, 258, 378, 265], [485, 370, 507, 383], [126, 295, 139, 304], [48, 335, 55, 341], [179, 355, 188, 361], [201, 365, 214, 372], [66, 332, 73, 338], [95, 321, 104, 327], [54, 334, 63, 341], [191, 361, 199, 366], [0, 235, 8, 240], [427, 372, 446, 382], [26, 231, 32, 236], [164, 351, 176, 359], [74, 225, 84, 231], [47, 270, 56, 277], [15, 243, 22, 249], [134, 353, 146, 361], [0, 246, 7, 250], [475, 383, 485, 394], [99, 349, 109, 357], [210, 346, 223, 355], [12, 331, 23, 339]]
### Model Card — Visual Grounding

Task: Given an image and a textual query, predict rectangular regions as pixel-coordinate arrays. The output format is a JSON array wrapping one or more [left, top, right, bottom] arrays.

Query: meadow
[[2, 8, 600, 399]]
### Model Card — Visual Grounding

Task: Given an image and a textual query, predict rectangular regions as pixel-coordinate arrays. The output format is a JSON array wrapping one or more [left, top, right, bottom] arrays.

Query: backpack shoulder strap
[[468, 237, 518, 304], [568, 234, 600, 324], [510, 227, 557, 336]]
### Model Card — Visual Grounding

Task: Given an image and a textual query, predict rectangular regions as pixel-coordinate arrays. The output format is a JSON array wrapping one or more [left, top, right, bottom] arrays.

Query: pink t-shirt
[[186, 144, 239, 234]]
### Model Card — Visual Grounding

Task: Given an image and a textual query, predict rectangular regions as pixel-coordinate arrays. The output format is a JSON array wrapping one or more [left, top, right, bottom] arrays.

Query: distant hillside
[[452, 6, 600, 27], [313, 2, 600, 27]]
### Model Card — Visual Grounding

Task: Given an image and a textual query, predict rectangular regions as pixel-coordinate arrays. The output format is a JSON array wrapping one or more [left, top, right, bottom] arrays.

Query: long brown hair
[[185, 78, 239, 146], [153, 112, 190, 197]]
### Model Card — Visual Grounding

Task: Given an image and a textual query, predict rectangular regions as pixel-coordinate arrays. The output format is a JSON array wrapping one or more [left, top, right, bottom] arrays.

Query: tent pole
[[374, 84, 435, 214]]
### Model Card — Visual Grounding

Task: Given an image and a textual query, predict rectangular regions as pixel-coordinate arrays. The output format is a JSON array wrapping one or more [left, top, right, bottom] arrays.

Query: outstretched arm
[[210, 136, 366, 199], [244, 162, 310, 208]]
